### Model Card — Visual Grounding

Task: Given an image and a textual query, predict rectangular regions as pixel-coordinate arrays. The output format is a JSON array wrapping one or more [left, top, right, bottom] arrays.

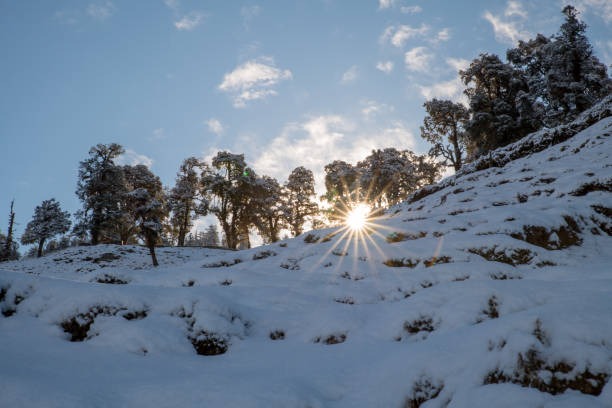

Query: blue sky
[[1, 0, 610, 241]]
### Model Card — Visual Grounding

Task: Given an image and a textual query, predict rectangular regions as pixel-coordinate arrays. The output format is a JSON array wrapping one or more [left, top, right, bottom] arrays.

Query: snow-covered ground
[[1, 111, 611, 407]]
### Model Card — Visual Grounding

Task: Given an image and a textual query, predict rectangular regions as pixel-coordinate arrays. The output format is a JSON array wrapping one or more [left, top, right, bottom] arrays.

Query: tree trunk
[[91, 224, 100, 245], [178, 229, 185, 247], [148, 241, 159, 267], [451, 127, 463, 171], [37, 239, 45, 258], [178, 206, 190, 247]]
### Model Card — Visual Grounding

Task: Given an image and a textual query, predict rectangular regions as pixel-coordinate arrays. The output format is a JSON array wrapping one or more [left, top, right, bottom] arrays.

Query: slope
[[0, 101, 611, 407]]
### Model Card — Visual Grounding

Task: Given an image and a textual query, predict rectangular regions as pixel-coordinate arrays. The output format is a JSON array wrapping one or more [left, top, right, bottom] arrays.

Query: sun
[[345, 203, 371, 232]]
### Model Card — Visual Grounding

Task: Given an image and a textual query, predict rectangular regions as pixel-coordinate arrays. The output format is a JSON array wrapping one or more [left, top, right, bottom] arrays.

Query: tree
[[203, 151, 258, 250], [125, 165, 167, 266], [21, 199, 71, 257], [168, 157, 207, 246], [202, 224, 220, 247], [508, 6, 610, 126], [421, 99, 469, 171], [76, 143, 126, 244], [252, 175, 285, 243], [460, 53, 538, 157], [357, 148, 441, 208], [507, 33, 551, 124], [322, 160, 360, 222], [283, 167, 319, 237], [0, 200, 19, 262], [548, 6, 611, 121]]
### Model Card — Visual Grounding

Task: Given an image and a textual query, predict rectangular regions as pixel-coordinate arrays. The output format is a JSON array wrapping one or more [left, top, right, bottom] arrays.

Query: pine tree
[[75, 143, 126, 245], [283, 167, 319, 237], [21, 199, 71, 258], [545, 6, 610, 124], [0, 200, 19, 261], [460, 53, 538, 157], [507, 6, 611, 126], [420, 99, 469, 171]]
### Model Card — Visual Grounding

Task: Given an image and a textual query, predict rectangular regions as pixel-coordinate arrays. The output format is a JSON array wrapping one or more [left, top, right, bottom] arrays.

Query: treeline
[[419, 6, 611, 171], [70, 144, 439, 265], [0, 143, 438, 266]]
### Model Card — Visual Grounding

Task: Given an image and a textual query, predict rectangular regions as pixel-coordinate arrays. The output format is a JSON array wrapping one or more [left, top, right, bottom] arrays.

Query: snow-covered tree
[[252, 175, 285, 243], [509, 6, 611, 126], [506, 33, 551, 127], [283, 167, 319, 237], [323, 160, 360, 222], [21, 199, 71, 257], [203, 151, 258, 249], [0, 200, 19, 262], [168, 157, 207, 247], [421, 99, 469, 171], [124, 165, 167, 266], [460, 53, 538, 157], [76, 143, 126, 244], [357, 149, 441, 208]]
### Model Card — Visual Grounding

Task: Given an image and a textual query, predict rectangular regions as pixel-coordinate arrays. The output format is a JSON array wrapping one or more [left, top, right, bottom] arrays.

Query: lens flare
[[345, 203, 371, 231]]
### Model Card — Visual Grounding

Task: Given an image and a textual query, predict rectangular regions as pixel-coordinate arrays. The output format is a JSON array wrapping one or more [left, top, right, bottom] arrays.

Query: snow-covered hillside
[[1, 107, 611, 407]]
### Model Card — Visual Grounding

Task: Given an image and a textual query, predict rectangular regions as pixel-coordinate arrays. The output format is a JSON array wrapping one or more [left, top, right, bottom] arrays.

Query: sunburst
[[345, 203, 371, 232]]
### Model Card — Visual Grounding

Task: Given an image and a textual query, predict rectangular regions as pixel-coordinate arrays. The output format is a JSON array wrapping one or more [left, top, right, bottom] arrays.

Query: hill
[[1, 99, 611, 407]]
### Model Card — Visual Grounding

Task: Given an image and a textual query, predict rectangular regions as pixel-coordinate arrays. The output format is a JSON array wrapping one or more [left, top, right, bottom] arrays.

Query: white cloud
[[483, 1, 530, 45], [483, 12, 528, 44], [206, 118, 224, 135], [253, 115, 415, 195], [401, 5, 422, 14], [116, 149, 154, 168], [436, 28, 451, 42], [419, 78, 467, 105], [417, 58, 470, 104], [381, 24, 429, 47], [505, 0, 527, 18], [341, 65, 359, 84], [174, 11, 205, 30], [446, 57, 470, 72], [86, 2, 115, 21], [376, 61, 394, 74], [404, 46, 433, 72], [361, 100, 394, 119], [378, 0, 396, 10], [218, 57, 293, 108]]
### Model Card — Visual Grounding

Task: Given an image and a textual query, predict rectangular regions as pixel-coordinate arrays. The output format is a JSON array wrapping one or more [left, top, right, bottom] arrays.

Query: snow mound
[[1, 104, 611, 407]]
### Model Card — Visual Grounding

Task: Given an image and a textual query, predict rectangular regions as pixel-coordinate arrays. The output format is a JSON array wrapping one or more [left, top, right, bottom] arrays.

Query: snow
[[1, 107, 611, 407]]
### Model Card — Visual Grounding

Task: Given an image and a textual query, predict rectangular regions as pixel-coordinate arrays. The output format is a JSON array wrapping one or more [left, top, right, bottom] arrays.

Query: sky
[[0, 0, 610, 242]]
